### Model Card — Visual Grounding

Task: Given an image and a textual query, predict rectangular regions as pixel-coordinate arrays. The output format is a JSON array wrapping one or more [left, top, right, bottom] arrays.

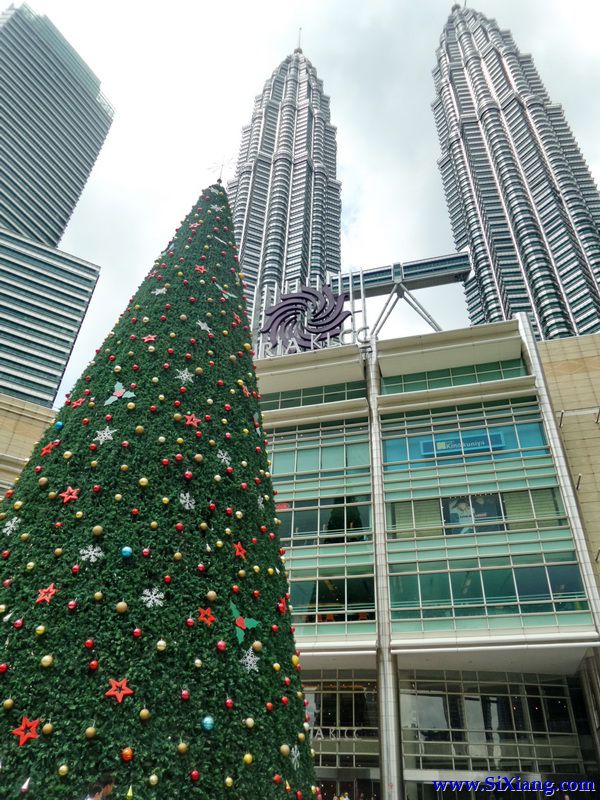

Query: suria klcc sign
[[258, 285, 368, 357]]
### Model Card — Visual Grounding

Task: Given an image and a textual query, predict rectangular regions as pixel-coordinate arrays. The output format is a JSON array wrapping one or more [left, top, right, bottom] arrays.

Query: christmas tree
[[0, 184, 316, 799]]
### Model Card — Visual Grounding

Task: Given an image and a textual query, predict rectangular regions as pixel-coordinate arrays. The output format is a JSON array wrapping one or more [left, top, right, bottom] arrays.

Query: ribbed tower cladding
[[228, 48, 341, 333], [433, 4, 600, 339], [0, 3, 113, 247]]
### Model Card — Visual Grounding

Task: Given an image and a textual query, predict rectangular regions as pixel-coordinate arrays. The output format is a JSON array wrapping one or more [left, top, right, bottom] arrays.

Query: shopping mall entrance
[[317, 775, 380, 800]]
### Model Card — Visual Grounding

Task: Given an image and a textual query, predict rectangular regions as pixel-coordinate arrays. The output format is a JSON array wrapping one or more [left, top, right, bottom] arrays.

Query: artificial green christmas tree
[[0, 184, 316, 799]]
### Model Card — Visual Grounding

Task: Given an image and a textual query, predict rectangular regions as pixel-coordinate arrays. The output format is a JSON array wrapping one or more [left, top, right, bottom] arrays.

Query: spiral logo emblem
[[260, 286, 351, 350]]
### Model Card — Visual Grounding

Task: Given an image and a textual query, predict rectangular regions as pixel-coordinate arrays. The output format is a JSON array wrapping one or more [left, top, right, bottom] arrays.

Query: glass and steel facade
[[0, 228, 99, 406], [433, 5, 600, 339], [257, 319, 600, 800], [0, 3, 113, 247], [228, 48, 341, 332]]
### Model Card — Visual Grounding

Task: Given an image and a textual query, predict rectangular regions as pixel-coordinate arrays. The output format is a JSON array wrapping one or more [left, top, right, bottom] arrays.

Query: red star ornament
[[277, 596, 288, 615], [40, 440, 60, 457], [195, 265, 207, 273], [142, 334, 157, 343], [233, 541, 247, 559], [198, 607, 216, 626], [70, 397, 85, 408], [36, 583, 57, 605], [11, 716, 40, 746], [59, 486, 80, 504], [184, 413, 200, 428], [105, 678, 134, 704]]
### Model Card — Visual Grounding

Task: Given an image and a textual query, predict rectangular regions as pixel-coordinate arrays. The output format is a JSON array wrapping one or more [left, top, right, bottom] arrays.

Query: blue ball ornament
[[201, 715, 215, 732], [121, 546, 133, 558], [54, 421, 64, 430]]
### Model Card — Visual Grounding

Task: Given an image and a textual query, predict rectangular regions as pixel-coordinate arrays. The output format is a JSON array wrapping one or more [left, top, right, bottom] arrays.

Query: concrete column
[[364, 342, 403, 800]]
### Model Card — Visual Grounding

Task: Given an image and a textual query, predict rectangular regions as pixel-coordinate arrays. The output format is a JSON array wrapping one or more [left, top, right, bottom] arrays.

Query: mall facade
[[256, 317, 600, 800]]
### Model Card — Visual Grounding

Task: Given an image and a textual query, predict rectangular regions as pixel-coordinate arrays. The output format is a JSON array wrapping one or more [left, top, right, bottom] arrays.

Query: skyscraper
[[433, 4, 600, 339], [228, 47, 341, 333], [0, 3, 113, 246]]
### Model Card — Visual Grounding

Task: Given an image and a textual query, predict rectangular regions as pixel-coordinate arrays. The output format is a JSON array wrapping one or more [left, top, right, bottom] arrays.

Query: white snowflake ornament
[[93, 426, 116, 445], [141, 588, 165, 609], [290, 744, 301, 770], [179, 492, 196, 511], [2, 518, 20, 536], [80, 545, 104, 563], [217, 449, 231, 466], [240, 647, 260, 673], [175, 368, 194, 385]]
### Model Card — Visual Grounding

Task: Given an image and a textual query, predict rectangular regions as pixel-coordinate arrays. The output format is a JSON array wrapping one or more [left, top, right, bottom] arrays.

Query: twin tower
[[229, 5, 600, 341]]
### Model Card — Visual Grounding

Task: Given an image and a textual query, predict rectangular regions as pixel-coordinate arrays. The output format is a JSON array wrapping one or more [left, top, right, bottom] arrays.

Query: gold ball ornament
[[150, 520, 158, 530], [280, 744, 290, 757], [173, 551, 183, 561], [177, 741, 188, 754], [114, 493, 122, 501], [194, 658, 203, 669], [135, 425, 144, 434], [149, 774, 159, 787], [63, 451, 73, 460], [194, 453, 203, 462], [26, 561, 35, 571], [156, 639, 167, 652], [116, 601, 128, 614], [291, 655, 300, 666], [58, 764, 69, 777], [35, 625, 46, 636], [48, 492, 57, 500], [3, 698, 14, 710], [225, 777, 234, 788], [206, 590, 217, 602], [252, 641, 262, 652], [216, 539, 224, 549], [94, 591, 104, 602], [42, 722, 54, 735], [138, 477, 149, 487], [139, 708, 151, 721], [126, 402, 136, 411], [85, 726, 97, 739], [245, 717, 255, 729], [38, 477, 48, 488], [19, 532, 30, 542], [114, 365, 122, 374], [75, 511, 84, 520], [273, 662, 281, 672], [298, 732, 306, 742], [162, 496, 170, 505], [120, 465, 129, 473], [243, 753, 253, 765], [90, 460, 98, 468]]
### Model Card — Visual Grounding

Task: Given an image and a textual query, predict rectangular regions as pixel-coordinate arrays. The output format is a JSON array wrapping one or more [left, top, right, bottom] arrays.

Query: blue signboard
[[421, 432, 504, 457]]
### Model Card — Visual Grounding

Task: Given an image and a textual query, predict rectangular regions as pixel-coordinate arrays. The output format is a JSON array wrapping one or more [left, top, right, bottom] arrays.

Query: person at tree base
[[0, 184, 317, 798]]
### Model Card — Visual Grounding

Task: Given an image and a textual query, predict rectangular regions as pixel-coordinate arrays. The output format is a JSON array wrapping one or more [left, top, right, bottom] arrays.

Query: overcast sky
[[20, 0, 600, 405]]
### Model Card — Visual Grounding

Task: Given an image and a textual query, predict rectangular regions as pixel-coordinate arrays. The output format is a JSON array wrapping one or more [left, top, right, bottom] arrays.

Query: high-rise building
[[228, 48, 341, 333], [0, 3, 113, 246], [433, 4, 600, 339]]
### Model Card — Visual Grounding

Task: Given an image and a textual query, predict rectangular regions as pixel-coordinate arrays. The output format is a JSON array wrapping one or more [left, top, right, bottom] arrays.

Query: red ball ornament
[[269, 532, 276, 540], [89, 659, 99, 671], [164, 575, 172, 584], [175, 523, 184, 532], [131, 508, 139, 517], [184, 471, 193, 480], [251, 537, 257, 545], [150, 405, 157, 412], [271, 625, 279, 633], [260, 525, 267, 533], [180, 689, 190, 701], [284, 676, 291, 686], [241, 482, 248, 490], [190, 771, 200, 782], [68, 600, 77, 611], [84, 639, 94, 649], [121, 747, 134, 762], [0, 663, 8, 673], [252, 590, 260, 599], [105, 414, 113, 422], [266, 702, 273, 712], [216, 640, 227, 653], [2, 550, 9, 559], [71, 565, 80, 575], [89, 443, 98, 451], [93, 484, 101, 493], [163, 363, 170, 369], [167, 348, 174, 355], [34, 466, 42, 474], [281, 696, 289, 705], [197, 563, 205, 573], [232, 584, 239, 593], [13, 619, 23, 630], [185, 618, 195, 628], [133, 627, 142, 638], [142, 548, 151, 557], [225, 697, 234, 709], [175, 453, 184, 462], [297, 792, 303, 799], [161, 458, 170, 466], [273, 774, 282, 784]]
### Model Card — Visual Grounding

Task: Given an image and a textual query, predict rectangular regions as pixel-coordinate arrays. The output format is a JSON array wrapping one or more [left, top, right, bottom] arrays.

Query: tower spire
[[296, 27, 302, 53]]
